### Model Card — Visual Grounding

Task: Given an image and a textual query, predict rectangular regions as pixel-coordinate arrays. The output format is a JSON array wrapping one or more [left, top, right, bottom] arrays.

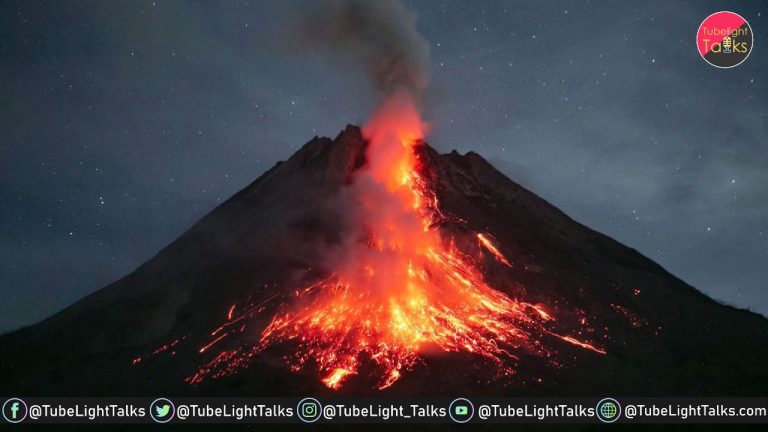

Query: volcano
[[2, 123, 767, 397]]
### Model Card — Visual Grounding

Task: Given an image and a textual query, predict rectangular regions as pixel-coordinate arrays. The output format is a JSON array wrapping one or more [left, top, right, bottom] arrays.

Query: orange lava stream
[[554, 335, 607, 355], [169, 93, 607, 390], [477, 233, 513, 267], [248, 93, 604, 389]]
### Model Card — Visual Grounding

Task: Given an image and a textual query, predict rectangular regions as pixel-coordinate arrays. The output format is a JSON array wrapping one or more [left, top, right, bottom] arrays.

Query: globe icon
[[600, 402, 618, 419]]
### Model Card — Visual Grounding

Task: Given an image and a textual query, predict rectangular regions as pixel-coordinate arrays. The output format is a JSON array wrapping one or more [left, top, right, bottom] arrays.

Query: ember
[[182, 93, 606, 389]]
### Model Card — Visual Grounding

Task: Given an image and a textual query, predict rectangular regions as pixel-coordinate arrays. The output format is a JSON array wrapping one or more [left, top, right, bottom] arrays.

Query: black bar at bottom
[[1, 397, 767, 424]]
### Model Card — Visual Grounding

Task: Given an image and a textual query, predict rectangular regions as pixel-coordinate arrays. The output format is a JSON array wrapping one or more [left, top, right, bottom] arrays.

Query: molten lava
[[232, 93, 603, 389], [135, 93, 607, 390]]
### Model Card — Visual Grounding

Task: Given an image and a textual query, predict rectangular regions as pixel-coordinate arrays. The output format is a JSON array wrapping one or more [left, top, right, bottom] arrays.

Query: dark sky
[[1, 0, 766, 332]]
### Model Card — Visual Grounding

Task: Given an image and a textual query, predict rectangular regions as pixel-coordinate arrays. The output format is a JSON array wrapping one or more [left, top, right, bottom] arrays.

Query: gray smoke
[[299, 0, 430, 100]]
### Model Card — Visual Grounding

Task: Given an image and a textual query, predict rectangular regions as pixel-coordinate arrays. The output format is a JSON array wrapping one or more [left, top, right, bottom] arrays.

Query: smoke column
[[298, 0, 430, 102], [297, 0, 433, 289]]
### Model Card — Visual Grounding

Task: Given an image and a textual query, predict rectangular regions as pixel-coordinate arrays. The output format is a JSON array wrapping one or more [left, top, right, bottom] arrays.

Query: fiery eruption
[[133, 0, 606, 390], [168, 94, 606, 390]]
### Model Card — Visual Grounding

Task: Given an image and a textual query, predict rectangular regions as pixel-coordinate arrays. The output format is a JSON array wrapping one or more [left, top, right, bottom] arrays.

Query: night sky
[[1, 0, 766, 332]]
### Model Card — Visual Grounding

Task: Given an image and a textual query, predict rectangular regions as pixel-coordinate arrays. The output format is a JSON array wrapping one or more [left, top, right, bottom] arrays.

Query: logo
[[296, 397, 322, 423], [156, 404, 171, 417], [595, 397, 621, 423], [2, 398, 28, 424], [697, 11, 753, 68], [448, 398, 474, 423], [149, 397, 175, 423]]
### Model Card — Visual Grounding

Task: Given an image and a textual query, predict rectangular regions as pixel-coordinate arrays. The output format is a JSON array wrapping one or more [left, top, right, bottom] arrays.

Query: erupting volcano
[[3, 0, 767, 400], [179, 93, 606, 391], [4, 117, 768, 397]]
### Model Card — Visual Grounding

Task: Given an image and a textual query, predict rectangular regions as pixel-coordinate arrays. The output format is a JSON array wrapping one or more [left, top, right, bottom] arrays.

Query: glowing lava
[[477, 233, 513, 268], [244, 93, 604, 389], [135, 93, 607, 390]]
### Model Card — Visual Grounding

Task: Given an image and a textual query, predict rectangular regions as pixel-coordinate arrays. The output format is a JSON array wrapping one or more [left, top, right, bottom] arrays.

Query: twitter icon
[[156, 404, 171, 417], [149, 398, 175, 423]]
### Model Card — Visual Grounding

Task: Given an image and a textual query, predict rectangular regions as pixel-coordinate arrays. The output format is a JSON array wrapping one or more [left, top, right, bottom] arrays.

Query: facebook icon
[[2, 398, 27, 423]]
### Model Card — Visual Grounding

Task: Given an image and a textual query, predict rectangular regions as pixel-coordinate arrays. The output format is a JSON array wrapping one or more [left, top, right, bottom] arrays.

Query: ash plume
[[298, 0, 430, 101]]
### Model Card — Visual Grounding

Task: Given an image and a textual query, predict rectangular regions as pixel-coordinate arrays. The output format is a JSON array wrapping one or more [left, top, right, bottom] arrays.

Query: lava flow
[[194, 93, 603, 390], [135, 93, 607, 390]]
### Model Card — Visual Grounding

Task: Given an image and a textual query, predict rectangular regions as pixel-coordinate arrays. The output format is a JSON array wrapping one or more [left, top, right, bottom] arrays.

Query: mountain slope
[[2, 125, 767, 396]]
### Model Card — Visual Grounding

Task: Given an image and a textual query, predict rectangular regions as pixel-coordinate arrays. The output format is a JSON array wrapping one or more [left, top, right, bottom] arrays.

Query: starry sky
[[1, 0, 766, 332]]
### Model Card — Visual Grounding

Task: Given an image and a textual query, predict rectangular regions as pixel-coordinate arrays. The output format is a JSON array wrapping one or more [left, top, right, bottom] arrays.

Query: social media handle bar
[[3, 397, 768, 424]]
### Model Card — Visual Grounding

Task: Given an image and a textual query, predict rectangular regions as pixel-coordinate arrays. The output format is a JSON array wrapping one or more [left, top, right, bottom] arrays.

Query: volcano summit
[[2, 120, 767, 397]]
